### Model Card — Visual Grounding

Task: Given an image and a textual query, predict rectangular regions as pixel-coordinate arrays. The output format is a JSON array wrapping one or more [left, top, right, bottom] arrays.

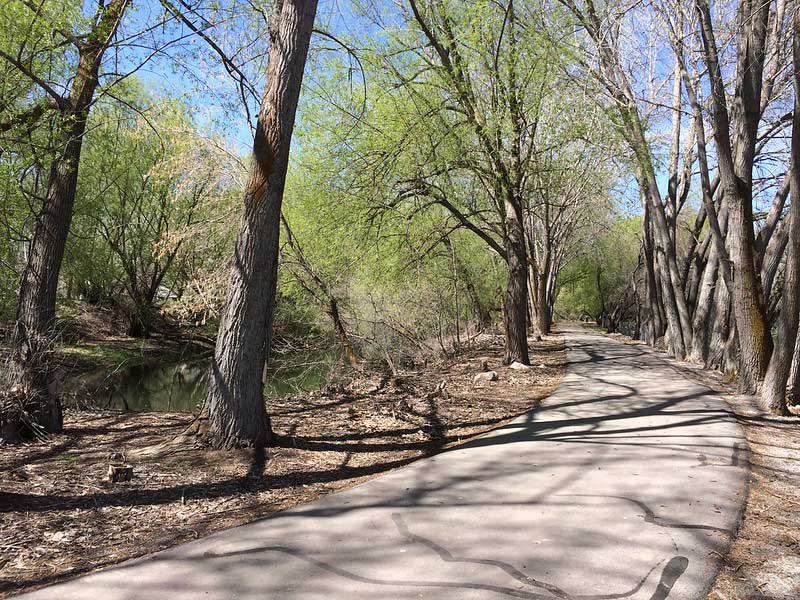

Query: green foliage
[[557, 216, 641, 319], [0, 1, 98, 322], [0, 0, 624, 359], [64, 82, 240, 334]]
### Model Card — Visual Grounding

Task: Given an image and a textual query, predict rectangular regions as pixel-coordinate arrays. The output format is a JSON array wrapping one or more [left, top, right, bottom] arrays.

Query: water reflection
[[69, 352, 335, 413], [105, 361, 207, 413]]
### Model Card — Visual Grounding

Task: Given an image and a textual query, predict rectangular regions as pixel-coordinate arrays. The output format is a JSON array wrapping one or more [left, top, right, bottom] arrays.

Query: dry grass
[[0, 334, 565, 598]]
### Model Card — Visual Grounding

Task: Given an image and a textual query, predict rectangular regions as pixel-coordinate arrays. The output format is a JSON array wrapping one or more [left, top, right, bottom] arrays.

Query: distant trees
[[335, 0, 615, 364], [279, 213, 360, 366], [525, 137, 612, 336], [280, 127, 504, 363], [400, 0, 534, 364], [558, 0, 696, 359], [557, 216, 642, 335], [69, 96, 230, 338]]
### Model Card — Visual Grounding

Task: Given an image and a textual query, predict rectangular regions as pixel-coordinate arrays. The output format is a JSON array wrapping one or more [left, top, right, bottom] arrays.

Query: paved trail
[[17, 327, 748, 599]]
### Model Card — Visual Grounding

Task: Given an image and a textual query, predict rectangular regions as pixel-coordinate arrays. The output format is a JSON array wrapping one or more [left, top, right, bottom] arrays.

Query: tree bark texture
[[760, 6, 800, 414], [696, 0, 773, 393], [504, 193, 530, 364], [203, 0, 318, 448]]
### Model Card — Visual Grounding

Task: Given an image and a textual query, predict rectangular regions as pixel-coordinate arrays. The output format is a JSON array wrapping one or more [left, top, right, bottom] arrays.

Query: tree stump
[[107, 463, 133, 482]]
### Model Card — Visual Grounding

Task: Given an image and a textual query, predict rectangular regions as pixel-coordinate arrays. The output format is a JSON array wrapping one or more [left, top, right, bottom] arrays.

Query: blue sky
[[105, 0, 374, 154]]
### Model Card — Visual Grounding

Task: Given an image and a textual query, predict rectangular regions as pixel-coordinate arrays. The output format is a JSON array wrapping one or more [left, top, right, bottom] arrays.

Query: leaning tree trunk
[[760, 10, 800, 414], [10, 126, 85, 435], [649, 188, 693, 357], [690, 204, 729, 365], [15, 126, 84, 348], [201, 0, 318, 449], [503, 195, 530, 365], [7, 0, 129, 438]]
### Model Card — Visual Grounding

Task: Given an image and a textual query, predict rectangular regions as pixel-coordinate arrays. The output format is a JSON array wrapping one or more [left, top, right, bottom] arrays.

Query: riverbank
[[0, 302, 214, 380], [0, 302, 335, 413], [0, 333, 565, 598]]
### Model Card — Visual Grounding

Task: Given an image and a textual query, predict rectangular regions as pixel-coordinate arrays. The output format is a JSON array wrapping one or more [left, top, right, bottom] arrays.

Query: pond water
[[71, 351, 336, 413]]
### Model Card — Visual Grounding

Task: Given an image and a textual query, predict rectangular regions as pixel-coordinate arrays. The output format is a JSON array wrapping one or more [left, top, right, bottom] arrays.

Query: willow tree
[[69, 94, 222, 338], [199, 0, 318, 449], [349, 0, 590, 363], [0, 0, 130, 436], [401, 0, 532, 363]]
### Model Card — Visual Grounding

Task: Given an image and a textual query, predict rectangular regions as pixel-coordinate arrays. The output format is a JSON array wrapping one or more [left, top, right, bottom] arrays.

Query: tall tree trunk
[[708, 279, 733, 371], [687, 236, 710, 313], [725, 200, 772, 391], [201, 0, 317, 449], [639, 172, 689, 357], [642, 210, 664, 345], [504, 195, 530, 365], [528, 268, 552, 337], [12, 126, 85, 435], [536, 255, 554, 336], [8, 0, 129, 437], [648, 184, 693, 356], [760, 9, 800, 414], [15, 124, 83, 346], [690, 241, 720, 364]]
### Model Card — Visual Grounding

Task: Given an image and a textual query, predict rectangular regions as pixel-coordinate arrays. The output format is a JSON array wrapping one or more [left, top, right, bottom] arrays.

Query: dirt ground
[[601, 332, 800, 600], [0, 334, 565, 598]]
